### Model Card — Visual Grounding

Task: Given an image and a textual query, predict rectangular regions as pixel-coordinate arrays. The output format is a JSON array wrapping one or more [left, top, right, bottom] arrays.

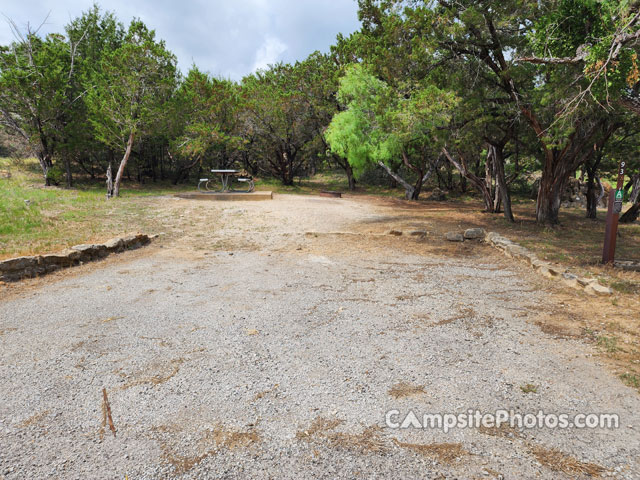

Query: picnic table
[[198, 170, 254, 193]]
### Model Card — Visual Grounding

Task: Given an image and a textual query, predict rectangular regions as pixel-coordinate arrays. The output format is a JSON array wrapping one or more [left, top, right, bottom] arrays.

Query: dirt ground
[[0, 193, 639, 479]]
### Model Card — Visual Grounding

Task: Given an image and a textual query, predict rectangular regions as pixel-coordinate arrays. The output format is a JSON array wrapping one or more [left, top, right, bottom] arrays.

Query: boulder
[[0, 256, 40, 272], [445, 232, 464, 242], [40, 252, 77, 268], [464, 228, 485, 240]]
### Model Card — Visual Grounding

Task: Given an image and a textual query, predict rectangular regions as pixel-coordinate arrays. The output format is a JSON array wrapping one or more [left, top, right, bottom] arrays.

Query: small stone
[[561, 273, 579, 289], [445, 232, 464, 242], [538, 266, 555, 279], [409, 230, 427, 237], [387, 230, 403, 236], [464, 228, 485, 239], [585, 282, 613, 296]]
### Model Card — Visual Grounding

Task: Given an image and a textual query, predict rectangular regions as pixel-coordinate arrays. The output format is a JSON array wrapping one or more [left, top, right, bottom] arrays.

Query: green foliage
[[84, 20, 177, 151], [532, 0, 640, 101], [326, 64, 457, 177], [0, 30, 77, 178], [170, 68, 243, 162]]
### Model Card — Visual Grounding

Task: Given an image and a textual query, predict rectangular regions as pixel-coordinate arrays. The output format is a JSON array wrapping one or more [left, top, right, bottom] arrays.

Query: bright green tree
[[326, 64, 457, 199]]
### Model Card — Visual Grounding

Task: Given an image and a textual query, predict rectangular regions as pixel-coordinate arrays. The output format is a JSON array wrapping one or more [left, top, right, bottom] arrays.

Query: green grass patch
[[596, 335, 620, 353], [620, 373, 640, 390]]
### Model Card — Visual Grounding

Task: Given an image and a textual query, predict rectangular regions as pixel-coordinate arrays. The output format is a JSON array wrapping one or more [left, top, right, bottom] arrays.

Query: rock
[[464, 228, 485, 240], [538, 266, 554, 278], [547, 265, 563, 276], [104, 238, 125, 252], [524, 253, 540, 265], [505, 244, 529, 259], [585, 282, 613, 296], [0, 256, 40, 272], [409, 230, 427, 237], [387, 230, 403, 236], [615, 260, 640, 272], [71, 244, 108, 261], [561, 273, 579, 289], [39, 252, 76, 268], [1, 234, 153, 283], [577, 277, 592, 287], [428, 188, 447, 201], [121, 234, 151, 249], [445, 232, 464, 242]]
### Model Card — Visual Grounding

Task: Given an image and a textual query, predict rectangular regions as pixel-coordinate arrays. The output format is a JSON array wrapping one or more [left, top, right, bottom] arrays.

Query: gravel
[[0, 195, 638, 479]]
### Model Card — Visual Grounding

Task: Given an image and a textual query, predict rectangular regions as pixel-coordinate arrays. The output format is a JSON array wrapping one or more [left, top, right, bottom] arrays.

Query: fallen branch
[[102, 388, 116, 438]]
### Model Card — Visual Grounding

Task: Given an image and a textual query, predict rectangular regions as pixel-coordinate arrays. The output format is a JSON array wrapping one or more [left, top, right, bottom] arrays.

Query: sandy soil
[[0, 194, 638, 479]]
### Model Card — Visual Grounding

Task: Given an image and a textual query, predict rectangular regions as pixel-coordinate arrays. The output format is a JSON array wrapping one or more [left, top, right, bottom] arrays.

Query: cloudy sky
[[0, 0, 361, 80]]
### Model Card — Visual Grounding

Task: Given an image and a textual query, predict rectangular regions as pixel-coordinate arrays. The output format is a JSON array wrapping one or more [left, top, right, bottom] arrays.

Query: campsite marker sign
[[602, 160, 626, 264]]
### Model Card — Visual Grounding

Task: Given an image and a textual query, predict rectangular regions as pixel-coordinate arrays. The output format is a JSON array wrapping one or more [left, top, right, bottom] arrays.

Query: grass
[[620, 373, 640, 390], [596, 335, 620, 353], [520, 383, 539, 394], [0, 157, 191, 259], [2, 159, 639, 284]]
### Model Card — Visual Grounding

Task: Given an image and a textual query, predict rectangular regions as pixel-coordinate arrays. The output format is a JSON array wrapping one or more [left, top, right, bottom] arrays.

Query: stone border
[[614, 260, 640, 272], [484, 232, 613, 296], [0, 234, 155, 282]]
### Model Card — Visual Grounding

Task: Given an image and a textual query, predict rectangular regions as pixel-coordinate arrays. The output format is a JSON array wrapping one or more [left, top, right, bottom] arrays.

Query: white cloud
[[252, 35, 288, 72], [0, 0, 361, 80]]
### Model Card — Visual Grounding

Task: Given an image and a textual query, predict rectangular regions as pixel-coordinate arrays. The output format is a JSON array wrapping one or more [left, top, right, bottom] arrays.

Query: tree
[[326, 64, 456, 199], [357, 0, 628, 223], [241, 62, 322, 185], [0, 24, 80, 185], [84, 20, 177, 197], [60, 5, 125, 187], [167, 68, 244, 184]]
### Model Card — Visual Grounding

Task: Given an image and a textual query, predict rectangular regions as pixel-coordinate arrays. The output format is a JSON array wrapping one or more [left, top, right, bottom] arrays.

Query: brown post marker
[[602, 160, 626, 264]]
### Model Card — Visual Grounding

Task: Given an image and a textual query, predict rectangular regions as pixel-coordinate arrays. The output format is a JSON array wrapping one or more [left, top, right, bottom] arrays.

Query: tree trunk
[[345, 161, 356, 191], [113, 131, 135, 197], [38, 152, 53, 186], [442, 147, 494, 212], [630, 174, 640, 205], [106, 162, 114, 198], [620, 203, 640, 223], [536, 173, 565, 224], [586, 172, 598, 219], [491, 146, 513, 222], [64, 156, 73, 188], [620, 176, 640, 223], [378, 161, 415, 200]]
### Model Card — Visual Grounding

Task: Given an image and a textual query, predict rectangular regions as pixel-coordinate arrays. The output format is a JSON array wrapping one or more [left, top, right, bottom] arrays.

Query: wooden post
[[602, 160, 626, 264]]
